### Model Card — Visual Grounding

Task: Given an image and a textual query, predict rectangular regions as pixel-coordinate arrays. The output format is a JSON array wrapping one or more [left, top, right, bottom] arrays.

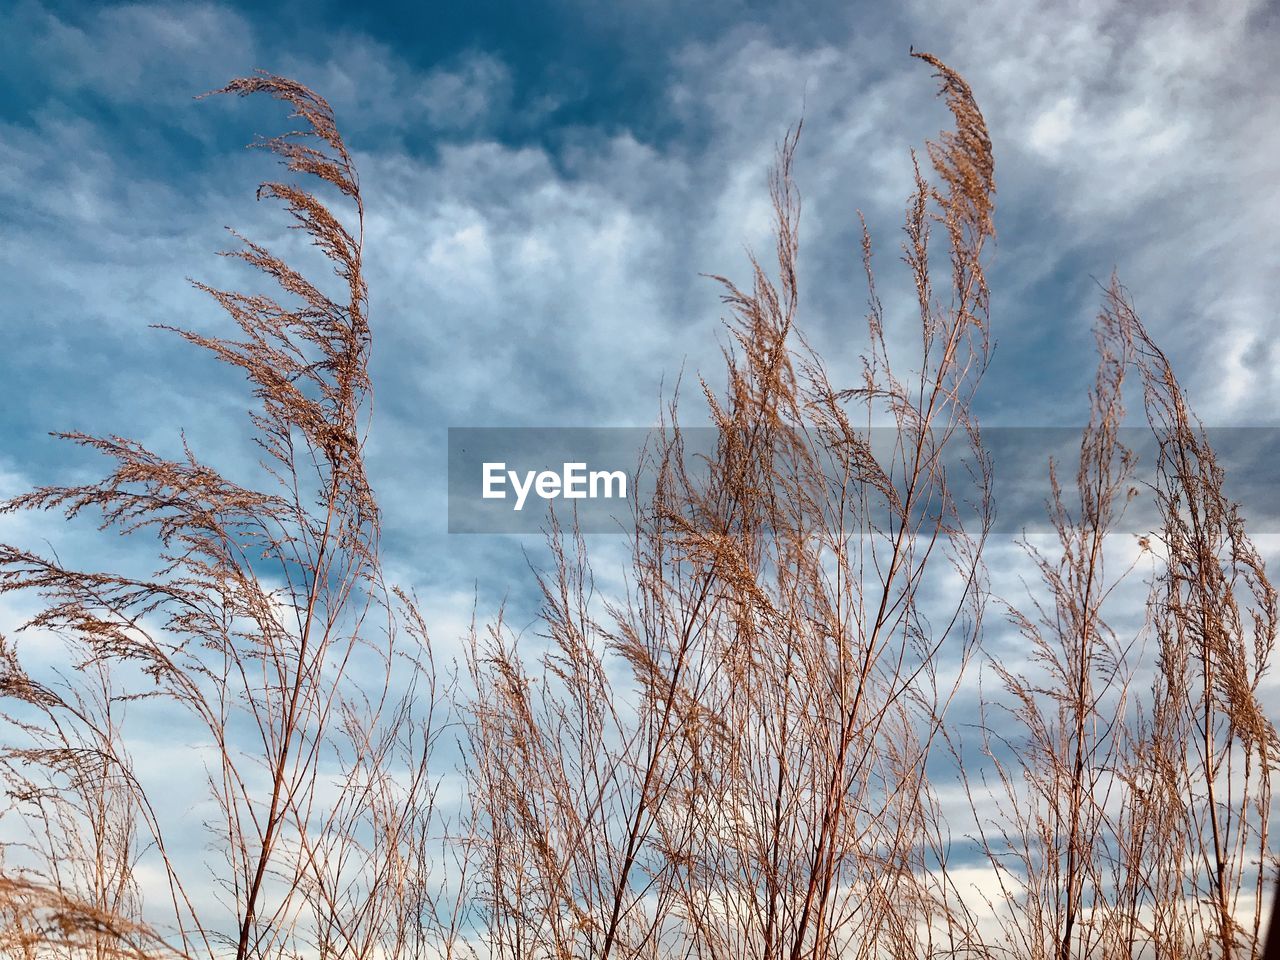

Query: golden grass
[[0, 55, 1275, 960]]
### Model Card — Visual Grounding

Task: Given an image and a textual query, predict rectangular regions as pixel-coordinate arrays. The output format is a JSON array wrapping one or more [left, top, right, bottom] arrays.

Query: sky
[[1, 0, 1279, 764], [0, 0, 1276, 704], [2, 0, 1280, 940], [3, 0, 1280, 624]]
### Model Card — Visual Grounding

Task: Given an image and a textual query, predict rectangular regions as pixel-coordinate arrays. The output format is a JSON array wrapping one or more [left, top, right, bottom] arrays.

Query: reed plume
[[0, 75, 456, 960]]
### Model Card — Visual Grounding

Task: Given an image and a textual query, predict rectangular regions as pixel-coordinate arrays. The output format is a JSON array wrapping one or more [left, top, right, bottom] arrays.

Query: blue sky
[[2, 0, 1279, 646], [4, 0, 1280, 940]]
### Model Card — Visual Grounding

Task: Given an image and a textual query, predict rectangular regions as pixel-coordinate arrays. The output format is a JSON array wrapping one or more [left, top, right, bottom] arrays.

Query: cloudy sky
[[2, 0, 1280, 940], [1, 0, 1278, 667]]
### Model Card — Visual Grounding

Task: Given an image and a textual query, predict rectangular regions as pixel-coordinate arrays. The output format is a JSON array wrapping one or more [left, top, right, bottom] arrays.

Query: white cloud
[[22, 0, 258, 103], [4, 3, 1280, 944], [417, 53, 512, 130]]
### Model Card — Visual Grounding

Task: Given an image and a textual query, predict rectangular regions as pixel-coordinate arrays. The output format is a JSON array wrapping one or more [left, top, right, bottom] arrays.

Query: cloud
[[417, 52, 513, 131], [4, 0, 1278, 651], [903, 0, 1280, 420], [4, 0, 1278, 593], [8, 0, 258, 105], [5, 4, 1280, 945]]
